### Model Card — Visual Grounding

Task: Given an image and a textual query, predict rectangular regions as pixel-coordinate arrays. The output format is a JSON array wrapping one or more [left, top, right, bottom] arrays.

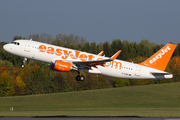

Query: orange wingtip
[[98, 51, 104, 56], [111, 50, 122, 59], [139, 43, 177, 71]]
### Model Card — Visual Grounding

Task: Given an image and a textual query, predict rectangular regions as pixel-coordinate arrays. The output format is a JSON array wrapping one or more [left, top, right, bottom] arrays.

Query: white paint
[[3, 40, 174, 80]]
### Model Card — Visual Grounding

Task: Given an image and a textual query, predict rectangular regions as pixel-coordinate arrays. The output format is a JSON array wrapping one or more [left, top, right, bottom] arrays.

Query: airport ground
[[1, 109, 180, 117], [0, 82, 180, 118], [1, 117, 180, 120]]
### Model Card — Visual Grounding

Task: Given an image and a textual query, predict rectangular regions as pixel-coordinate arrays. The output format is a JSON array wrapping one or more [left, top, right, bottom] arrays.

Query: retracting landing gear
[[76, 72, 85, 81], [22, 58, 27, 68]]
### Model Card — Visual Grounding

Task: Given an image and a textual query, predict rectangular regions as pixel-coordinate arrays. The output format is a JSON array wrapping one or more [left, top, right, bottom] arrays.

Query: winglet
[[98, 51, 104, 56], [139, 43, 177, 71], [111, 50, 122, 59]]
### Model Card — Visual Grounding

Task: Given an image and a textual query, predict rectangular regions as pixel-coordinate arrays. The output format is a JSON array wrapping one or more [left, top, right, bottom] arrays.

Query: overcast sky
[[0, 0, 180, 45]]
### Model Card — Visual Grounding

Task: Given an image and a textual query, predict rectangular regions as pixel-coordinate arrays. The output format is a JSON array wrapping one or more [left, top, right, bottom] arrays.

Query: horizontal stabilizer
[[151, 72, 171, 75], [150, 72, 173, 79]]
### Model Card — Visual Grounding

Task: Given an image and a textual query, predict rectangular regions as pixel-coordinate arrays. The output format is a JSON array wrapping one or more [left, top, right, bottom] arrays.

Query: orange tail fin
[[139, 43, 177, 71]]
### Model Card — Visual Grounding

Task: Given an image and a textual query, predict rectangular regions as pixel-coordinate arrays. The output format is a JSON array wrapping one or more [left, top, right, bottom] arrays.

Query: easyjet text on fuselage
[[38, 45, 122, 70]]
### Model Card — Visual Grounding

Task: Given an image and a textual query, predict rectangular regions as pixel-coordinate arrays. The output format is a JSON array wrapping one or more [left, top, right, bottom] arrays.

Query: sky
[[0, 0, 180, 45]]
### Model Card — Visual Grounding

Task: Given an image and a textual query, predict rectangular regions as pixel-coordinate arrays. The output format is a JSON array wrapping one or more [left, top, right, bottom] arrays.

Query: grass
[[0, 82, 180, 117]]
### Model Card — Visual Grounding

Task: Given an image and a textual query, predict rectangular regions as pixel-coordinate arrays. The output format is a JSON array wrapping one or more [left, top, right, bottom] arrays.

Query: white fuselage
[[3, 40, 172, 79]]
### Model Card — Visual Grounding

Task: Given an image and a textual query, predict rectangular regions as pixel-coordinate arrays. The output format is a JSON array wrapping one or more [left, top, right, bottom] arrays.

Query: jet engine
[[50, 60, 72, 72]]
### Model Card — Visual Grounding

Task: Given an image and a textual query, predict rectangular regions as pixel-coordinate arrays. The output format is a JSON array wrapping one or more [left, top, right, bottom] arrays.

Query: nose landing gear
[[22, 58, 27, 68]]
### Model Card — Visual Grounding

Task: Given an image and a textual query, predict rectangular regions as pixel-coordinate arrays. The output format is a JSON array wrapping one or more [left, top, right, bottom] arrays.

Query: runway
[[0, 117, 180, 120]]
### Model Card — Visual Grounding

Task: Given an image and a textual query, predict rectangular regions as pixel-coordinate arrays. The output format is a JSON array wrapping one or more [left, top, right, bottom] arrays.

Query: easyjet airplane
[[3, 39, 176, 81]]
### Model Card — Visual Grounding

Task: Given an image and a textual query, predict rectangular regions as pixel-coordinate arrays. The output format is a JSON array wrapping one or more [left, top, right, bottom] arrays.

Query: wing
[[73, 50, 121, 70], [73, 59, 113, 69]]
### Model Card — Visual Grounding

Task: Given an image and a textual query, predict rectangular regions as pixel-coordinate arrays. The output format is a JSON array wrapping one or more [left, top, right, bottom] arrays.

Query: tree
[[102, 41, 111, 57], [137, 39, 153, 57], [111, 78, 130, 87], [0, 71, 15, 96], [28, 34, 40, 41], [111, 39, 124, 60], [13, 75, 26, 95], [171, 56, 180, 82], [82, 42, 90, 52], [60, 73, 69, 92], [122, 40, 129, 60], [173, 43, 180, 56], [90, 42, 97, 54], [13, 36, 22, 41]]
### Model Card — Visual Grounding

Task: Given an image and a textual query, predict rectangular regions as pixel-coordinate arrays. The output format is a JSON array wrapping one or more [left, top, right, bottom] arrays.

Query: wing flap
[[73, 59, 113, 69]]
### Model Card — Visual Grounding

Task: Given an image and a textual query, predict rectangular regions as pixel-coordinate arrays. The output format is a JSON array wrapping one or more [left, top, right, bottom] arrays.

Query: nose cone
[[3, 44, 12, 53], [3, 44, 8, 51]]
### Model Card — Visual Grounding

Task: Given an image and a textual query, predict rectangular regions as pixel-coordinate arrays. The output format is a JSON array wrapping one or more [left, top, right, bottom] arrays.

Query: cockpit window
[[11, 42, 20, 45]]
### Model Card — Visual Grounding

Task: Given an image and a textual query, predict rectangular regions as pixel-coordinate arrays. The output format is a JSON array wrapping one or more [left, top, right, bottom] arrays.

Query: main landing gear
[[76, 72, 85, 81]]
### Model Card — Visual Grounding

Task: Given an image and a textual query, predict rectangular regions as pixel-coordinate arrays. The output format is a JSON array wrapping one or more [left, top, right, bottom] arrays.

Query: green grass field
[[1, 82, 180, 117]]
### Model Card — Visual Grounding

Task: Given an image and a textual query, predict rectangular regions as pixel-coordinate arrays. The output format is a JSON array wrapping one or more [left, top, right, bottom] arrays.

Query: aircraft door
[[24, 41, 31, 52], [135, 66, 141, 77]]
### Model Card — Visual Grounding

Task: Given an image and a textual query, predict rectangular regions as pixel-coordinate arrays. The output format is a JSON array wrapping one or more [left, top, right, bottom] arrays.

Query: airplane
[[3, 39, 177, 81]]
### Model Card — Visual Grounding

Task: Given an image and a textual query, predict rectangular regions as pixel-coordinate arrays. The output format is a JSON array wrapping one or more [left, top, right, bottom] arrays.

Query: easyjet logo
[[39, 45, 95, 61], [149, 46, 171, 64], [39, 45, 122, 69], [57, 63, 68, 68]]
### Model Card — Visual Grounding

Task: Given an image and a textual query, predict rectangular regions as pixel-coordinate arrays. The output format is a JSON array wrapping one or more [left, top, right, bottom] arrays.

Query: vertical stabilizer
[[139, 43, 176, 71]]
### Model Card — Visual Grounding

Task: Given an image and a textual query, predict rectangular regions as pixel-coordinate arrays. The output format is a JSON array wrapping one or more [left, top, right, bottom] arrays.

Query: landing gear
[[76, 75, 85, 81], [22, 58, 27, 68], [76, 72, 85, 81]]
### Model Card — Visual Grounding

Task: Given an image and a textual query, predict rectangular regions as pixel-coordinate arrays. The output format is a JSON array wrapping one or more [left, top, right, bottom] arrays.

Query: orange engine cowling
[[50, 60, 72, 72]]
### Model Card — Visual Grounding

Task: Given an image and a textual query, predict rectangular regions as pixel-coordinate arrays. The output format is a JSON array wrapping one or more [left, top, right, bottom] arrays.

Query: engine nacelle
[[50, 60, 72, 72]]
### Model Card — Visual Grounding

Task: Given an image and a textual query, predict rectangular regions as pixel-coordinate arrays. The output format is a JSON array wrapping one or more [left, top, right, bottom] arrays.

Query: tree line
[[0, 33, 180, 96]]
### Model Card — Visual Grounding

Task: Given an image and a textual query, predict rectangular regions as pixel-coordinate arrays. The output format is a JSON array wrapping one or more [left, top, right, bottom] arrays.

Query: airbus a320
[[3, 39, 176, 81]]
